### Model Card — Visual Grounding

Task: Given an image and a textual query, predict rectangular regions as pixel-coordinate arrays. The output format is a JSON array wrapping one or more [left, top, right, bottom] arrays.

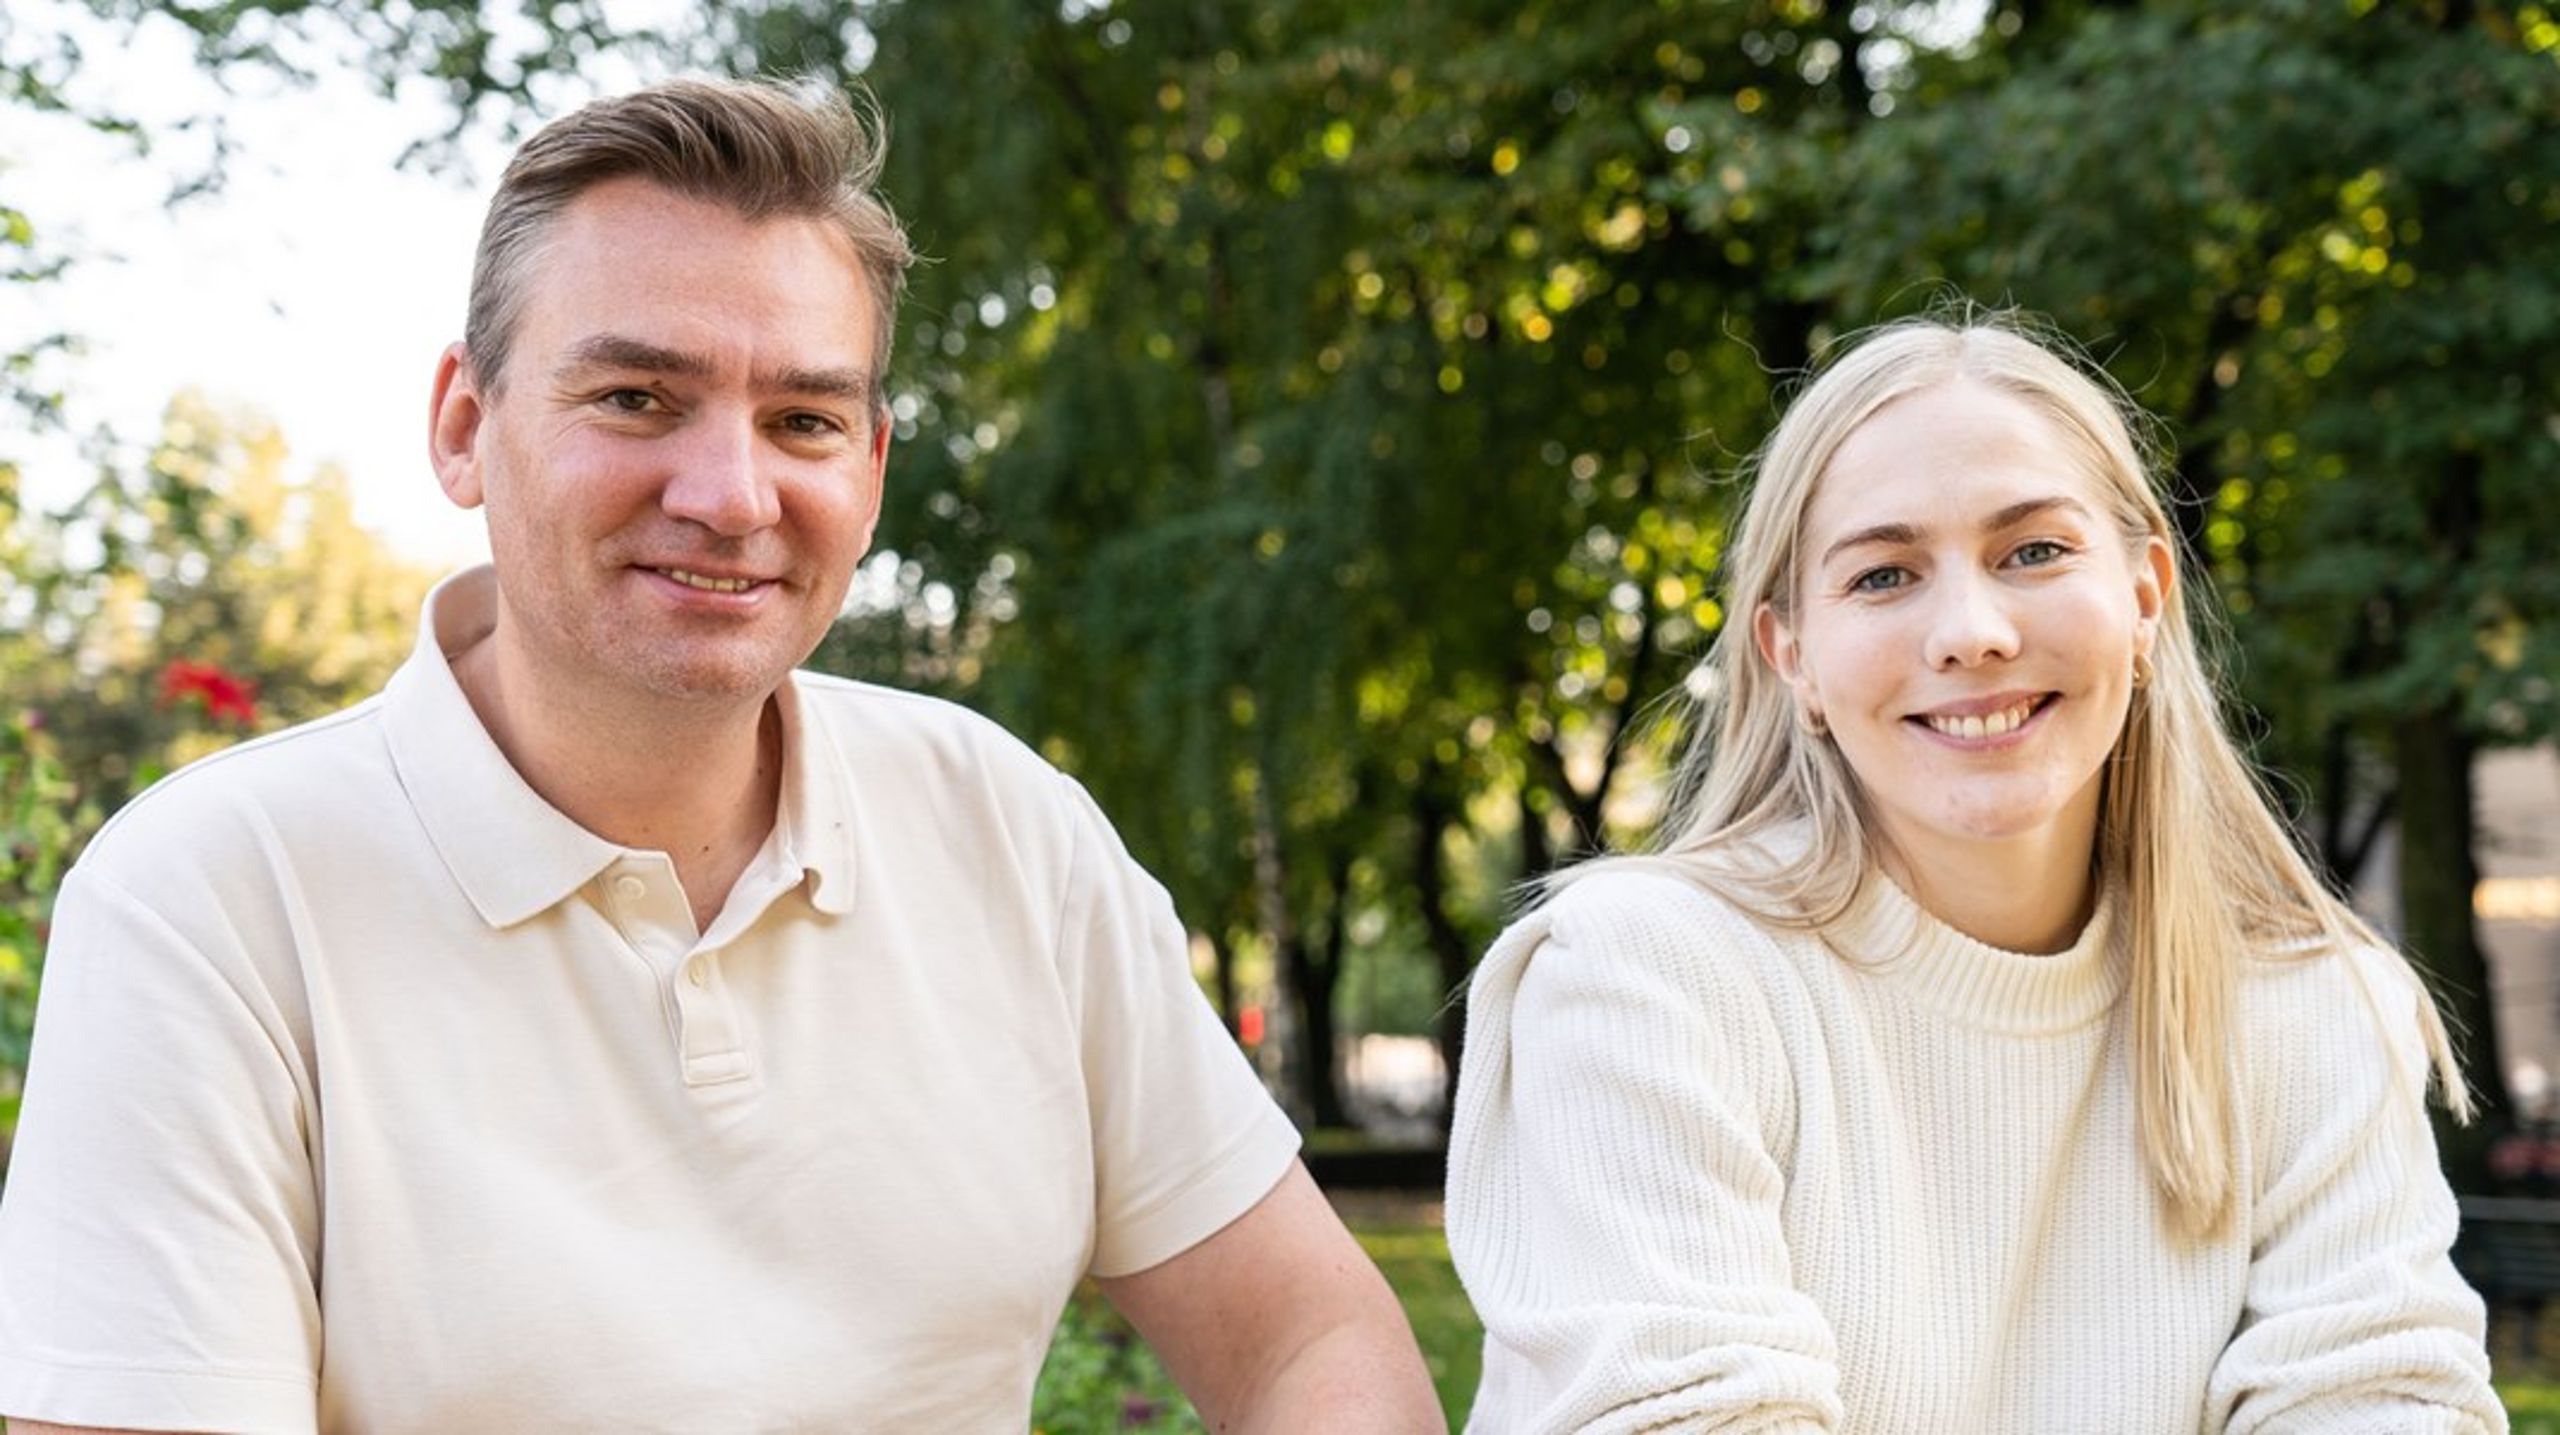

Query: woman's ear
[[2132, 532, 2174, 657], [1755, 601, 1808, 694]]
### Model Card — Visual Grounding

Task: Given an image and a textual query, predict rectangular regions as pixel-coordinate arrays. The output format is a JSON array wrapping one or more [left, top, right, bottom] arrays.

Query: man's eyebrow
[[1817, 496, 2096, 568], [554, 336, 877, 404], [556, 334, 714, 381], [763, 363, 877, 404]]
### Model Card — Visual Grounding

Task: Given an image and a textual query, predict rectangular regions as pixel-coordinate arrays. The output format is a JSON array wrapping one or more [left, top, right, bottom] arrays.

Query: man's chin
[[595, 645, 800, 710]]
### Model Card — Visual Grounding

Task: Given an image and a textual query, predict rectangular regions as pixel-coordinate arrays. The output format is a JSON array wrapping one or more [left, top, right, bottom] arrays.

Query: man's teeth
[[663, 569, 754, 593], [1925, 698, 2039, 740]]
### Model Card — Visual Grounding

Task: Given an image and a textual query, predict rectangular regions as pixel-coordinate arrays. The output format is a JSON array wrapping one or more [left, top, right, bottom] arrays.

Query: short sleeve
[[1448, 873, 1841, 1433], [1051, 779, 1300, 1278], [2204, 946, 2501, 1434], [0, 865, 321, 1433]]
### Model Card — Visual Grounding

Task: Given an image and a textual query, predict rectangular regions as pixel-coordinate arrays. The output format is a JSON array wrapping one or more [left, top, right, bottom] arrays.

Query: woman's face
[[1755, 378, 2171, 876]]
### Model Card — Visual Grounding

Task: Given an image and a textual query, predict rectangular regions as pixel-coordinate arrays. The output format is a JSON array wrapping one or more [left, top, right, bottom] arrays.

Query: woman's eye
[[2011, 539, 2070, 567], [1849, 566, 1909, 594]]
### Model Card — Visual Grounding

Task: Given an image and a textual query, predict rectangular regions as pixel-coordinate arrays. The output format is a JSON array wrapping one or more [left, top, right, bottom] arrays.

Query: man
[[0, 78, 1440, 1432]]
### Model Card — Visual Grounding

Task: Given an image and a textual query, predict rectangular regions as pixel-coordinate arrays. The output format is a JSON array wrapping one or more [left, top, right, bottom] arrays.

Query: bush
[[0, 708, 84, 1148]]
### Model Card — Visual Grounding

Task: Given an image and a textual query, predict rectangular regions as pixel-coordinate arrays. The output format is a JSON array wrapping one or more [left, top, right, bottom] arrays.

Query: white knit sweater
[[1447, 866, 2501, 1434]]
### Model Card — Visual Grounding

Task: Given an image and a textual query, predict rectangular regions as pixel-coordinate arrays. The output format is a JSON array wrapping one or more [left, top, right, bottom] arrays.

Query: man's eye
[[602, 389, 660, 414], [781, 412, 843, 437], [1848, 566, 1909, 594]]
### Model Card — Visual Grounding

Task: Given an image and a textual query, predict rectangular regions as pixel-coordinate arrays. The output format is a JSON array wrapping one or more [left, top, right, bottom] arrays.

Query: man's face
[[432, 178, 889, 709]]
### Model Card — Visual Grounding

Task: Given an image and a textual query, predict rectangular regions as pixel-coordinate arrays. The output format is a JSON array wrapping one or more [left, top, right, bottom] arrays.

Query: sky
[[5, 10, 613, 569]]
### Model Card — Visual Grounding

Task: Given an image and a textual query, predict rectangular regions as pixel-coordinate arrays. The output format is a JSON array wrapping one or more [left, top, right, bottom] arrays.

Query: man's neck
[[450, 632, 782, 934]]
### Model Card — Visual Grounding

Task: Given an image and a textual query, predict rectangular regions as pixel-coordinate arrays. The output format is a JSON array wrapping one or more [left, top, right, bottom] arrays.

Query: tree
[[4, 393, 435, 806], [23, 0, 2552, 1151]]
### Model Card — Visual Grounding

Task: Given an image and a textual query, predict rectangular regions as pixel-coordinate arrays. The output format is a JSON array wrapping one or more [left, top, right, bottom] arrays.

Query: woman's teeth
[[1924, 698, 2039, 740]]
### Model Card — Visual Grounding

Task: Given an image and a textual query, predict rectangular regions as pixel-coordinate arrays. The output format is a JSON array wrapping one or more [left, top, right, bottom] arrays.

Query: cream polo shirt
[[0, 567, 1301, 1434]]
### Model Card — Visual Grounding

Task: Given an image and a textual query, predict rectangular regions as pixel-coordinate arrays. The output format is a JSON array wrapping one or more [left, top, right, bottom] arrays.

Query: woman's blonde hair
[[1596, 310, 2465, 1236]]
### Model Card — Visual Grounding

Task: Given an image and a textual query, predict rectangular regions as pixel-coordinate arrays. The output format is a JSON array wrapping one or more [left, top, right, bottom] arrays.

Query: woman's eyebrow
[[1820, 522, 1921, 568], [1818, 497, 2096, 568], [1985, 495, 2096, 530]]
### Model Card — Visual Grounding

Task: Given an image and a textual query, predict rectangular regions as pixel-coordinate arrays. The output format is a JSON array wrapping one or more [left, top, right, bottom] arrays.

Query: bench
[[2455, 1195, 2560, 1358]]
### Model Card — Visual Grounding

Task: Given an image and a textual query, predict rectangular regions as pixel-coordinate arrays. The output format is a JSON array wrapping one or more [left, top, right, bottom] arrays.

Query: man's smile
[[650, 566, 764, 595]]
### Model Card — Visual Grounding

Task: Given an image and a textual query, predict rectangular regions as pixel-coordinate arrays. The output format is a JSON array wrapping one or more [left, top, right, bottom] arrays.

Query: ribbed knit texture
[[1448, 866, 2501, 1434]]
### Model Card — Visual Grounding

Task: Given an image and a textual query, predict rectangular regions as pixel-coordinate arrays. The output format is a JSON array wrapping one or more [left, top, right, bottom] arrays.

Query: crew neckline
[[1822, 868, 2127, 1035]]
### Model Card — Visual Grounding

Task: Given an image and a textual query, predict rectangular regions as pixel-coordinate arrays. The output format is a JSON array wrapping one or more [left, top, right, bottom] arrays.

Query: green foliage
[[0, 710, 85, 1130], [13, 0, 2556, 1121], [2, 392, 433, 812], [2507, 1381, 2560, 1433], [1030, 1287, 1202, 1434]]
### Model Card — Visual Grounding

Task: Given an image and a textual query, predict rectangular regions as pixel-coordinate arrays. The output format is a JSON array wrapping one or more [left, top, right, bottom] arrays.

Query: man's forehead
[[508, 179, 882, 369]]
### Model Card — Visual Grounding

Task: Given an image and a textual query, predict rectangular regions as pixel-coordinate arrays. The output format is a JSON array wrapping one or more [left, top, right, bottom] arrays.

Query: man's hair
[[463, 76, 916, 402]]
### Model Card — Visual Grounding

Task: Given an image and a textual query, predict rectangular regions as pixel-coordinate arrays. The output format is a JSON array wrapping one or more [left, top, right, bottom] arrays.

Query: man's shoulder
[[79, 695, 397, 878]]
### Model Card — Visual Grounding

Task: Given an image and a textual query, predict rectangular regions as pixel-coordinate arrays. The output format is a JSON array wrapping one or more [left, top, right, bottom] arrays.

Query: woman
[[1447, 314, 2501, 1432]]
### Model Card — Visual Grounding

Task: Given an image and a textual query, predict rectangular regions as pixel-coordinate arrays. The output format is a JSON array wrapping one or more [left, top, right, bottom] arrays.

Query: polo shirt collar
[[385, 566, 859, 928], [385, 568, 625, 928], [769, 674, 858, 917]]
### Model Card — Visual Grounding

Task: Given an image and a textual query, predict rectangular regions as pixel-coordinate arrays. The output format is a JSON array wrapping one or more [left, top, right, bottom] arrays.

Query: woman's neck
[[1876, 826, 2098, 955]]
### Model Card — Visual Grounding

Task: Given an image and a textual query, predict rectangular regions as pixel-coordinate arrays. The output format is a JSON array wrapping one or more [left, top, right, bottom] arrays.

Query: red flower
[[157, 659, 260, 726]]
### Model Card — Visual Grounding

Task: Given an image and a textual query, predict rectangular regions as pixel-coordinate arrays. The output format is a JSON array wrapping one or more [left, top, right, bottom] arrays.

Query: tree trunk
[[1413, 775, 1478, 1131], [1517, 784, 1553, 880], [2394, 702, 2506, 1188], [1248, 776, 1311, 1122], [1280, 851, 1353, 1131]]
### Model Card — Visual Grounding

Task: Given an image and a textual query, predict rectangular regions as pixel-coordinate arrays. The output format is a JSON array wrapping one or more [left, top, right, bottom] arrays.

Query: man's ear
[[428, 343, 488, 511]]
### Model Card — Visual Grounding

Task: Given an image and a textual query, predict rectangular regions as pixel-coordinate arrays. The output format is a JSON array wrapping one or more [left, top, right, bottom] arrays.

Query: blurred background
[[5, 0, 2558, 1424]]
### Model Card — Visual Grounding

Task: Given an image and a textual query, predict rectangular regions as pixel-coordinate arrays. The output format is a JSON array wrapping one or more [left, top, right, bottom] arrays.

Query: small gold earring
[[1797, 705, 1828, 737], [2132, 652, 2155, 689]]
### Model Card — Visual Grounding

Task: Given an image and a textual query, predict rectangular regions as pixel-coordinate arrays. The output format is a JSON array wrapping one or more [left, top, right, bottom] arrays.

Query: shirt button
[[685, 957, 710, 988], [612, 875, 646, 901]]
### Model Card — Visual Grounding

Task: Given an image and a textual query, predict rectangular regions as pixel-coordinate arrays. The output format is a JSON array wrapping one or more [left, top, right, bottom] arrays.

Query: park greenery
[[4, 0, 2558, 1197]]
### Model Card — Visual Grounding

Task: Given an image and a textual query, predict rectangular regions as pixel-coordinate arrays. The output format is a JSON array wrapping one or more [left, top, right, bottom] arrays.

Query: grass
[[1030, 1191, 1479, 1431], [2507, 1381, 2560, 1434], [2499, 1312, 2560, 1432], [1348, 1207, 1482, 1424]]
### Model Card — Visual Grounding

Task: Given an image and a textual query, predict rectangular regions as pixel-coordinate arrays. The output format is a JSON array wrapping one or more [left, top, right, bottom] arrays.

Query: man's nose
[[659, 411, 782, 536], [1922, 570, 2021, 669]]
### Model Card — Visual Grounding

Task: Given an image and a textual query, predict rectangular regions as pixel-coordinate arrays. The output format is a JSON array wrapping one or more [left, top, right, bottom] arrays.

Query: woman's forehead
[[1803, 381, 2103, 541]]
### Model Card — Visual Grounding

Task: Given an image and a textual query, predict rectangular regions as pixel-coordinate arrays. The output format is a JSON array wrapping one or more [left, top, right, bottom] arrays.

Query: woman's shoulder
[[1534, 855, 1799, 952], [1483, 853, 1827, 1025], [2239, 937, 2426, 1027], [1467, 854, 1812, 1110], [2236, 937, 2440, 1102]]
